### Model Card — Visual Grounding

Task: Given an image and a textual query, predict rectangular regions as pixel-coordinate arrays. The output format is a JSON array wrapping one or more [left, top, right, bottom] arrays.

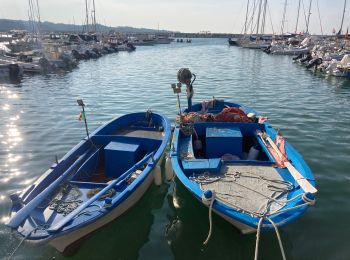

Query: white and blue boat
[[7, 111, 171, 253], [170, 98, 317, 236]]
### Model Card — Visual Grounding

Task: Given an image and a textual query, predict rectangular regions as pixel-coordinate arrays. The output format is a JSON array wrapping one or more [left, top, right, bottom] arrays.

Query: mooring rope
[[266, 217, 286, 260], [7, 224, 49, 260], [191, 171, 316, 259], [254, 215, 287, 260], [202, 190, 215, 246], [254, 217, 264, 260]]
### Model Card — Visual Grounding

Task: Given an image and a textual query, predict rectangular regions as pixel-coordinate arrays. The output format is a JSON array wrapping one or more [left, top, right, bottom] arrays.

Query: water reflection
[[0, 85, 23, 206]]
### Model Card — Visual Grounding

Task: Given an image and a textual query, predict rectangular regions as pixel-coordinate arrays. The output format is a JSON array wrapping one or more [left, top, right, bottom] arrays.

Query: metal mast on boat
[[255, 0, 263, 37], [260, 0, 268, 35], [305, 0, 313, 34], [295, 0, 301, 34], [244, 0, 250, 35], [92, 0, 97, 33], [85, 0, 89, 33], [280, 0, 288, 35], [338, 0, 347, 35]]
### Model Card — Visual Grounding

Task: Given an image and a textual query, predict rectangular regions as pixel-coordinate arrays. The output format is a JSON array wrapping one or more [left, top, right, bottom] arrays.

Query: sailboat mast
[[85, 0, 89, 33], [255, 0, 263, 36], [35, 0, 41, 33], [244, 0, 250, 35], [305, 0, 312, 34], [92, 0, 96, 33], [339, 0, 347, 34], [28, 0, 35, 35], [260, 0, 268, 35], [250, 0, 257, 34], [295, 0, 301, 33], [281, 0, 288, 35]]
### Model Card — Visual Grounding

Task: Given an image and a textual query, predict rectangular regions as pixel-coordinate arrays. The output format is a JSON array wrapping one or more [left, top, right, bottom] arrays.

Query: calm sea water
[[1, 38, 350, 260]]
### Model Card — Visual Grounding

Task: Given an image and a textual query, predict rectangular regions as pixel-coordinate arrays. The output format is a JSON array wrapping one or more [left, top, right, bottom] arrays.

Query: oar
[[47, 152, 154, 233], [6, 149, 93, 229], [256, 130, 318, 194]]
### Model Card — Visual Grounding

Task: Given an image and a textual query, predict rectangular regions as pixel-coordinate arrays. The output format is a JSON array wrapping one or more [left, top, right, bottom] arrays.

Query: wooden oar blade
[[256, 130, 318, 194]]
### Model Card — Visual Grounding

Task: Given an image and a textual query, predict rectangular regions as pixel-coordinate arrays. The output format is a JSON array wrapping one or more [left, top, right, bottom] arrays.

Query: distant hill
[[0, 19, 170, 34]]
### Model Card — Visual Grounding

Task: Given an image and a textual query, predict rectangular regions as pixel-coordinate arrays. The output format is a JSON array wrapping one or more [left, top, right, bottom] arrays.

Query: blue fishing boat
[[170, 69, 317, 249], [7, 111, 171, 253]]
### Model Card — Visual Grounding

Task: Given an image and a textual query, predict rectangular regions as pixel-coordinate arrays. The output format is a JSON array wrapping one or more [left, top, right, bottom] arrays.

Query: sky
[[0, 0, 349, 34]]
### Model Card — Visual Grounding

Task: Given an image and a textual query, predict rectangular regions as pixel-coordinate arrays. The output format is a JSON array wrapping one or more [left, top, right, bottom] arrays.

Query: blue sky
[[0, 0, 349, 34]]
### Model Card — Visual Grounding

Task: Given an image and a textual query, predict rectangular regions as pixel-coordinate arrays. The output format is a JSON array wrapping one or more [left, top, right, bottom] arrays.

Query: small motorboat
[[169, 69, 317, 246], [228, 37, 239, 46], [7, 110, 171, 253]]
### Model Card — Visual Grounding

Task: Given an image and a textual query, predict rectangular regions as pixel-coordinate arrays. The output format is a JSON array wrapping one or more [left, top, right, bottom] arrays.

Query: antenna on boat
[[171, 83, 182, 115], [77, 99, 90, 140], [177, 68, 195, 112]]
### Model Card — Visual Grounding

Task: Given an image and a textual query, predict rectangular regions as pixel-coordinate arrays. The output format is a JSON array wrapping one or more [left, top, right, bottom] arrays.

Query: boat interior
[[177, 122, 295, 216], [178, 122, 275, 174], [16, 122, 165, 235], [63, 123, 163, 189]]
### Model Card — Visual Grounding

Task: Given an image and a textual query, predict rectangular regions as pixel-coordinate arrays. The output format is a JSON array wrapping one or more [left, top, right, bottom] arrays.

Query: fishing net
[[87, 188, 116, 200], [176, 107, 253, 124], [49, 184, 83, 216]]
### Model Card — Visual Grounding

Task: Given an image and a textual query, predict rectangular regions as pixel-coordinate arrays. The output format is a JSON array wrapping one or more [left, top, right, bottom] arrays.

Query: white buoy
[[153, 165, 162, 186], [165, 156, 174, 181]]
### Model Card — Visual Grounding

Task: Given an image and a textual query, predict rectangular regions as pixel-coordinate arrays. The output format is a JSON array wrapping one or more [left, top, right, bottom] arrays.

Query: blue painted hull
[[7, 112, 171, 251], [171, 100, 317, 233]]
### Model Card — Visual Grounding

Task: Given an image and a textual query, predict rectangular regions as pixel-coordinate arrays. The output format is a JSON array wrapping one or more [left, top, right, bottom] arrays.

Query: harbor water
[[1, 38, 349, 259]]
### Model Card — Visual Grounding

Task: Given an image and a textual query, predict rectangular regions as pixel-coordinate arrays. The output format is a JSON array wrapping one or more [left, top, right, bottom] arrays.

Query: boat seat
[[182, 158, 221, 174]]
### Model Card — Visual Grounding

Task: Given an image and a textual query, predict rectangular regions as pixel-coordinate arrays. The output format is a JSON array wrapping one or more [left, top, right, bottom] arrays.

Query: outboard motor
[[39, 57, 52, 72], [293, 53, 303, 61], [84, 50, 92, 59], [71, 49, 81, 60], [111, 46, 119, 52], [92, 48, 102, 57], [126, 43, 136, 51], [18, 54, 32, 62], [306, 58, 323, 69], [90, 51, 98, 59], [60, 53, 77, 68], [102, 46, 112, 54], [300, 52, 312, 64], [8, 64, 21, 78], [100, 48, 109, 55], [263, 45, 272, 54]]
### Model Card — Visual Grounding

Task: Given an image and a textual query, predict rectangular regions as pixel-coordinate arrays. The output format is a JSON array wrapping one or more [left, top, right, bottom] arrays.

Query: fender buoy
[[165, 156, 174, 181], [153, 165, 162, 186]]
